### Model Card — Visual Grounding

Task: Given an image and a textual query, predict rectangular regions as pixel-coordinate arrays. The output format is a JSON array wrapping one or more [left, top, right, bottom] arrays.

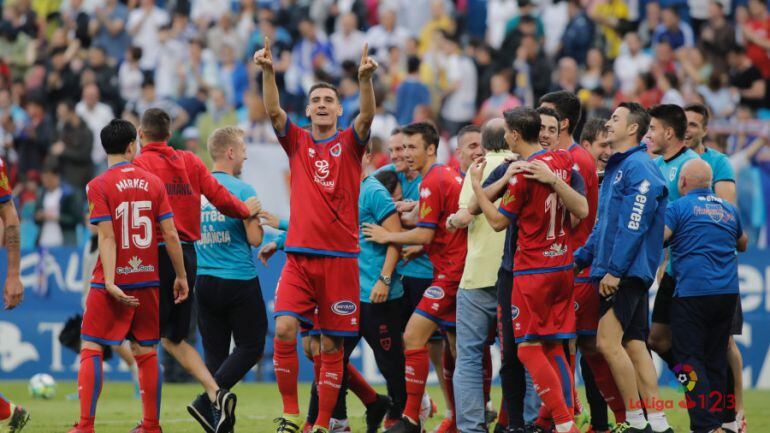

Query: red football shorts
[[574, 278, 599, 336], [414, 278, 459, 330], [274, 254, 360, 336], [81, 287, 160, 346], [511, 269, 576, 343]]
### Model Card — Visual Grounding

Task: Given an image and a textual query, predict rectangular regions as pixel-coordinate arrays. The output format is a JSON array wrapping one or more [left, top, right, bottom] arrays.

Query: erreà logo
[[330, 143, 342, 157], [331, 300, 357, 315], [424, 286, 445, 300]]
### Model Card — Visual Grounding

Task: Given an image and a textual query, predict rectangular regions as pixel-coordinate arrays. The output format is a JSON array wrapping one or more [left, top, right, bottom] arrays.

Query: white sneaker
[[737, 410, 747, 433], [329, 418, 351, 433], [419, 392, 434, 424]]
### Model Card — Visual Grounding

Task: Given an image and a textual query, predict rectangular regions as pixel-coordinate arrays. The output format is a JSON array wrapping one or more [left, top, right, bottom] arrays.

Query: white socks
[[555, 421, 575, 432], [626, 409, 648, 429], [648, 411, 671, 432]]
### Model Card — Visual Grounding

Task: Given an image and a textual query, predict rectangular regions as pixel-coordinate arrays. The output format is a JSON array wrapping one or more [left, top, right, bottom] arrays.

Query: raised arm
[[354, 43, 378, 142], [253, 37, 288, 133], [1, 200, 22, 309]]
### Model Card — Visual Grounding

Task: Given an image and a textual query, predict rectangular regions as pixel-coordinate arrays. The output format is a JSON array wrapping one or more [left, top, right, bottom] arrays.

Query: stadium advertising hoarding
[[1, 246, 769, 389]]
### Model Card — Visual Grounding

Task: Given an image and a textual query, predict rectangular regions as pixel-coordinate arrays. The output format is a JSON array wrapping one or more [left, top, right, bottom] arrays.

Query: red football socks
[[135, 351, 161, 428], [483, 345, 492, 403], [584, 353, 626, 423], [315, 350, 344, 429], [403, 347, 430, 422], [518, 344, 572, 425], [442, 344, 456, 423], [347, 363, 377, 406], [0, 393, 11, 420], [78, 348, 104, 428], [274, 339, 300, 415]]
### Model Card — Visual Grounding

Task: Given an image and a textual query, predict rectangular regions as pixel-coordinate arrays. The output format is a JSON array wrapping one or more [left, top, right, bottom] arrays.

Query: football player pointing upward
[[254, 39, 377, 433]]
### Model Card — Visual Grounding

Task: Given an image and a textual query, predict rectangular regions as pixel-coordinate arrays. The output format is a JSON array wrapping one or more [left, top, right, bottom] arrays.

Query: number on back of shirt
[[116, 201, 152, 249], [545, 192, 566, 240]]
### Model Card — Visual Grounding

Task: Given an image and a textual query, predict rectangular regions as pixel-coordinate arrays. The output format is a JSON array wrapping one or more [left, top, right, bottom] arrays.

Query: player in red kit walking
[[474, 108, 588, 433], [69, 119, 189, 433], [253, 38, 377, 433], [132, 109, 260, 433], [362, 122, 467, 433], [0, 157, 29, 433]]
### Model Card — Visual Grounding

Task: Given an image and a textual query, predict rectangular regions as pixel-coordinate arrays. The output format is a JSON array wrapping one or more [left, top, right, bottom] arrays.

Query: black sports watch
[[378, 275, 392, 286]]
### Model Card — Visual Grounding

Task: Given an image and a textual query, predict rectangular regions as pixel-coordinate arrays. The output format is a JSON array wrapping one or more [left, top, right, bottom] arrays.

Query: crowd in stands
[[1, 0, 769, 249]]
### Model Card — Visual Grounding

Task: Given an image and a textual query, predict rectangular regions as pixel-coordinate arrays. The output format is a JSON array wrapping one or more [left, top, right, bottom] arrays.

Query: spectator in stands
[[580, 48, 605, 90], [513, 33, 551, 105], [560, 0, 595, 66], [366, 6, 410, 62], [331, 13, 367, 65], [743, 0, 770, 79], [439, 31, 477, 136], [476, 71, 521, 124], [178, 38, 219, 99], [118, 46, 144, 104], [728, 44, 767, 111], [588, 0, 629, 59], [216, 44, 249, 110], [127, 0, 170, 72], [699, 72, 736, 118], [615, 32, 653, 95], [504, 0, 544, 40], [123, 79, 189, 133], [638, 1, 662, 48], [76, 83, 114, 172], [419, 0, 456, 53], [653, 7, 695, 50], [196, 87, 237, 166], [63, 0, 91, 48], [155, 24, 186, 99], [89, 0, 131, 64], [15, 98, 54, 175], [84, 46, 121, 114], [52, 101, 92, 191], [395, 56, 431, 126], [207, 12, 244, 60], [370, 87, 399, 142], [46, 47, 81, 113], [551, 56, 581, 93], [238, 91, 278, 146], [486, 0, 519, 49], [34, 164, 82, 248], [286, 18, 335, 98], [699, 1, 735, 74], [659, 71, 686, 106]]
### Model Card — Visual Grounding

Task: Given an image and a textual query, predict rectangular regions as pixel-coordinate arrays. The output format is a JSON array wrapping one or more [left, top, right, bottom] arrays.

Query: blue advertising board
[[1, 246, 769, 389]]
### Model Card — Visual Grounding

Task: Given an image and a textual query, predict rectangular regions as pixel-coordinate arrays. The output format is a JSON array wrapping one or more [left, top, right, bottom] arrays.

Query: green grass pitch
[[3, 381, 769, 432]]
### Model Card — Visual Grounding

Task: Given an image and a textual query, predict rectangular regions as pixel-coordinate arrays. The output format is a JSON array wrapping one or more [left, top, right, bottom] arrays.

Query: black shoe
[[365, 394, 392, 433], [8, 406, 30, 433], [611, 422, 653, 433], [187, 393, 215, 433], [214, 389, 237, 433], [653, 429, 674, 433], [383, 418, 421, 433]]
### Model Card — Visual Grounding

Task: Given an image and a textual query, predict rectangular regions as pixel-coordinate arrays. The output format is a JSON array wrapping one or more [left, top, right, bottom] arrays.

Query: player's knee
[[274, 319, 299, 341], [596, 334, 618, 358]]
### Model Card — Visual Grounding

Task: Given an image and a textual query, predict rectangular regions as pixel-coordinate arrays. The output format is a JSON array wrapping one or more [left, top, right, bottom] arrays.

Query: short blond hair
[[207, 126, 245, 161]]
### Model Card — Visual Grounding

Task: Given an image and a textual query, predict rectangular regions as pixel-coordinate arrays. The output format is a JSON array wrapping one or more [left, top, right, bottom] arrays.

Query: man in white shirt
[[614, 32, 654, 94], [127, 0, 170, 71], [331, 13, 368, 64], [439, 33, 477, 136], [366, 7, 410, 63], [75, 84, 114, 171]]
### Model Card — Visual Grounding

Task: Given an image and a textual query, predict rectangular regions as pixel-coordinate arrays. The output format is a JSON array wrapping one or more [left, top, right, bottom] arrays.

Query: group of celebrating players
[[0, 36, 748, 433]]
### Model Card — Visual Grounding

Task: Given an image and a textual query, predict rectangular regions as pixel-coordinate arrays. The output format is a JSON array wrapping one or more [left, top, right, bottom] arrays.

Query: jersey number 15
[[116, 201, 152, 249]]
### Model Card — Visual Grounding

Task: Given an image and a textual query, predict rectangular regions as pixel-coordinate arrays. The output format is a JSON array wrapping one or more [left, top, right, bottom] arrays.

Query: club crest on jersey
[[331, 300, 357, 316], [613, 170, 623, 184], [116, 256, 155, 275], [424, 286, 445, 300], [420, 188, 431, 199], [501, 191, 515, 206], [308, 148, 316, 158], [669, 167, 678, 182], [511, 305, 520, 320], [420, 202, 432, 219], [330, 143, 342, 157]]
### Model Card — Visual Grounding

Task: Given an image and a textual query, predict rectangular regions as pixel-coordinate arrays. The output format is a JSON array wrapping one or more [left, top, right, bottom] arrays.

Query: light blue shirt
[[655, 147, 700, 202], [374, 164, 434, 279], [358, 176, 403, 302], [195, 172, 258, 280], [700, 147, 735, 186]]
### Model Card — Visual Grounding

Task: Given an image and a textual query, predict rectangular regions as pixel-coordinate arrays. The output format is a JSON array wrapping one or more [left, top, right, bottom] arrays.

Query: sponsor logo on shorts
[[331, 300, 357, 316], [511, 305, 520, 320], [424, 286, 445, 300]]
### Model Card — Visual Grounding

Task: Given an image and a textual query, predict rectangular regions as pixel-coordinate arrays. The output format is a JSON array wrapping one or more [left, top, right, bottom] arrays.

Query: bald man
[[663, 159, 748, 433]]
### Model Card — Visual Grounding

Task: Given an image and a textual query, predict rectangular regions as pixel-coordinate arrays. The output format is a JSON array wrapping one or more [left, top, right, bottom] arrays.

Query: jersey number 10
[[116, 201, 152, 249]]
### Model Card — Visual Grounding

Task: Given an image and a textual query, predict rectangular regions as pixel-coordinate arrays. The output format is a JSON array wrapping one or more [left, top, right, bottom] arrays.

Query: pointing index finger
[[265, 36, 271, 55], [361, 43, 369, 63]]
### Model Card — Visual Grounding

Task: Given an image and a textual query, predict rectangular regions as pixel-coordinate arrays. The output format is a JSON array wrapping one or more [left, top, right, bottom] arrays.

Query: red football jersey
[[133, 142, 250, 242], [0, 158, 12, 204], [87, 162, 173, 289], [499, 149, 574, 273], [568, 143, 598, 251], [278, 121, 367, 256], [416, 164, 467, 281]]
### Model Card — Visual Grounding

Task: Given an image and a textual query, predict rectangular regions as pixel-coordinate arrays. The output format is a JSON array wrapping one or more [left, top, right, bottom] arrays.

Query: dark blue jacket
[[575, 144, 668, 286]]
